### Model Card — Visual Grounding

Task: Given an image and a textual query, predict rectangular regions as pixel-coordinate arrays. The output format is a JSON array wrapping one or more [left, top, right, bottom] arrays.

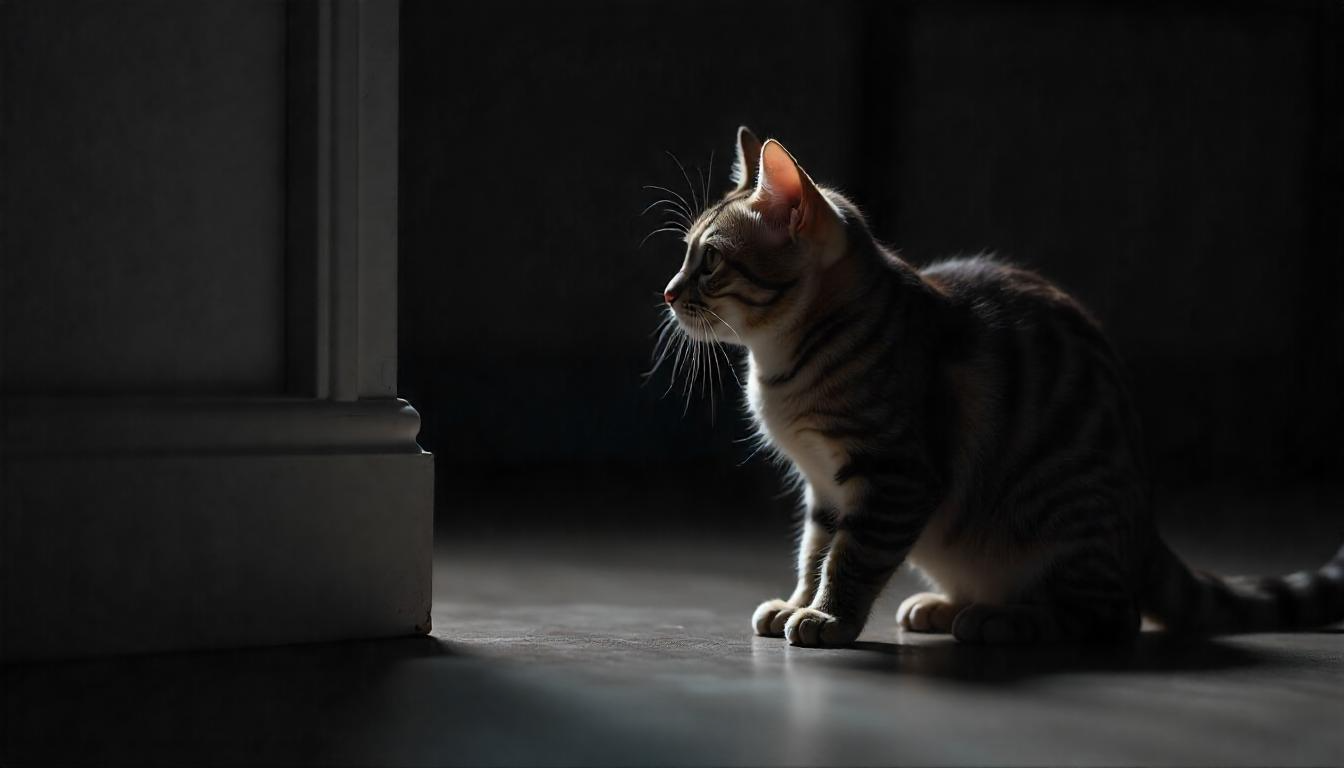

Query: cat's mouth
[[673, 302, 739, 345], [671, 303, 711, 341]]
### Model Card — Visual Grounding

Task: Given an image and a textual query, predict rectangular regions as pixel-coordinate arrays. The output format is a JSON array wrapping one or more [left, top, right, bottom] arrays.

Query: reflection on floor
[[4, 525, 1343, 766]]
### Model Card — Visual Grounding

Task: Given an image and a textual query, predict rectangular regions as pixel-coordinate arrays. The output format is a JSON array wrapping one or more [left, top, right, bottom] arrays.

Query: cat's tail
[[1140, 537, 1344, 634]]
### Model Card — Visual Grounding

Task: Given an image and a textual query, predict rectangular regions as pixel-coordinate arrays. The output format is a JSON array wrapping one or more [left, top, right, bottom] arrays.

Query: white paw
[[896, 592, 962, 633], [783, 607, 861, 647], [752, 598, 797, 637]]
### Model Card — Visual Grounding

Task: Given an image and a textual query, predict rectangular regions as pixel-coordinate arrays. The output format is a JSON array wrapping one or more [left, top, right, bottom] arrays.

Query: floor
[[4, 523, 1343, 766]]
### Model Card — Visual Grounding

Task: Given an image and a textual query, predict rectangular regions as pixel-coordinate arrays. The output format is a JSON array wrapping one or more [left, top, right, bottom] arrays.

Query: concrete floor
[[4, 526, 1343, 766]]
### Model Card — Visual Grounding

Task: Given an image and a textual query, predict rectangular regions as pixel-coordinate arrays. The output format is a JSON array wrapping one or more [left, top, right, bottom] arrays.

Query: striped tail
[[1141, 538, 1344, 634]]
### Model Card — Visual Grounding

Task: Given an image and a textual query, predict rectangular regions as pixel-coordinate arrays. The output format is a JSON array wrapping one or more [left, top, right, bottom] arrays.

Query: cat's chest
[[746, 366, 852, 509]]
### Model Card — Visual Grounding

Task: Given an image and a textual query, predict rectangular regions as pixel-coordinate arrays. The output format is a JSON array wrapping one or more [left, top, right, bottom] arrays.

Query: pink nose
[[664, 289, 678, 304]]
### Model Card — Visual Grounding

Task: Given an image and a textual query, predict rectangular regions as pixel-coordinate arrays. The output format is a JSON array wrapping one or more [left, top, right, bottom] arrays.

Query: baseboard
[[1, 397, 434, 661]]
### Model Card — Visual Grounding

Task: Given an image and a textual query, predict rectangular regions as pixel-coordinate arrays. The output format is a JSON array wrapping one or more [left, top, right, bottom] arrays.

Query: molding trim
[[286, 0, 399, 401], [4, 396, 423, 457], [2, 393, 434, 662], [3, 448, 433, 661]]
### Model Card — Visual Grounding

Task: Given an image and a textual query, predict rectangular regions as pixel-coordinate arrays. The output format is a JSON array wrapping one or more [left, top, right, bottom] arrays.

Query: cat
[[651, 126, 1344, 647]]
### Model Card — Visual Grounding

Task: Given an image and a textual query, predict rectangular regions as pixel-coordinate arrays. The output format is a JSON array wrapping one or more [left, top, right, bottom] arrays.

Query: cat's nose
[[664, 288, 679, 304]]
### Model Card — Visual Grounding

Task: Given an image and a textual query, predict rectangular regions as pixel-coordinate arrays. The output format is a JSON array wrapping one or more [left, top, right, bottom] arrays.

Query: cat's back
[[916, 254, 1146, 515], [918, 255, 1127, 381], [919, 255, 1099, 337]]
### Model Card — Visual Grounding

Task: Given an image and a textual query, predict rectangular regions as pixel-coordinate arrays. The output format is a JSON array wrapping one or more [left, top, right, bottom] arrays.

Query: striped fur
[[659, 128, 1344, 646]]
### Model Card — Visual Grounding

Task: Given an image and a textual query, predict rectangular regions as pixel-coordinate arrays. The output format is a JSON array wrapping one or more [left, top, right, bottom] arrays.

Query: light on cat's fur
[[650, 127, 1344, 648]]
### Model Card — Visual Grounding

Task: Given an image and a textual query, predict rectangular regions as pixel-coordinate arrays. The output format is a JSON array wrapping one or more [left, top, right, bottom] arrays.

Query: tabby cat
[[652, 126, 1344, 647]]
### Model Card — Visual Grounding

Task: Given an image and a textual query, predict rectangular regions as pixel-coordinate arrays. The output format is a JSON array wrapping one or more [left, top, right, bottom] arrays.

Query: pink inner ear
[[760, 143, 803, 204], [754, 141, 805, 227]]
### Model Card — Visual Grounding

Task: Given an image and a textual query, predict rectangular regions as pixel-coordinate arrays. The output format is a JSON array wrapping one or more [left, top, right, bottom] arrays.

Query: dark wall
[[4, 1, 287, 394], [882, 2, 1344, 484], [401, 1, 1343, 524]]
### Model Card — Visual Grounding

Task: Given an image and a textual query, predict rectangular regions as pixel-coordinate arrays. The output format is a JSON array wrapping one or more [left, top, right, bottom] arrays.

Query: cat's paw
[[752, 598, 798, 637], [896, 592, 962, 633], [783, 607, 861, 648], [951, 603, 1059, 645]]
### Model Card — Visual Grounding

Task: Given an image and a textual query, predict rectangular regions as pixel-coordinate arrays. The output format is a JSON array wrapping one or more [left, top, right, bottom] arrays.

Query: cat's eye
[[701, 246, 722, 274]]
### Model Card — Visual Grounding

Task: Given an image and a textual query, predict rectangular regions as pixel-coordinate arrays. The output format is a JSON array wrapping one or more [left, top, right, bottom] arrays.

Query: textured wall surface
[[400, 1, 1343, 522], [3, 1, 287, 394]]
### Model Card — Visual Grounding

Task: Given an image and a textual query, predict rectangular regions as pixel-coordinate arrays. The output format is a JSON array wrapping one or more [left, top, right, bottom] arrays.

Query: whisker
[[641, 184, 695, 219], [693, 323, 705, 404], [681, 331, 696, 416], [664, 151, 703, 216], [646, 300, 745, 420], [707, 324, 742, 389], [701, 306, 743, 345], [696, 164, 707, 217], [648, 309, 675, 338], [689, 317, 707, 417], [665, 331, 689, 399], [639, 199, 692, 226], [704, 316, 715, 425], [715, 316, 736, 395], [644, 328, 669, 370], [697, 306, 745, 388], [648, 326, 669, 351], [643, 330, 678, 381], [639, 226, 687, 249], [703, 149, 715, 208], [653, 219, 689, 236], [705, 316, 730, 394], [737, 433, 771, 467]]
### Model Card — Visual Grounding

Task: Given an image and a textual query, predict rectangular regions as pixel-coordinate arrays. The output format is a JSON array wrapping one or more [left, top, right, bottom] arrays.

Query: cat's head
[[660, 127, 851, 348]]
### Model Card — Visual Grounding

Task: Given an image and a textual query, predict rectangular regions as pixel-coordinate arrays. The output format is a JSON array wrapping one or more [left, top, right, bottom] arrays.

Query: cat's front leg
[[753, 510, 832, 637], [785, 502, 929, 648]]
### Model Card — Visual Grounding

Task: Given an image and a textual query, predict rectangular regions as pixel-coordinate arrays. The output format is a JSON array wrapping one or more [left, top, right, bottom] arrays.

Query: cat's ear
[[731, 126, 763, 191], [751, 139, 832, 241]]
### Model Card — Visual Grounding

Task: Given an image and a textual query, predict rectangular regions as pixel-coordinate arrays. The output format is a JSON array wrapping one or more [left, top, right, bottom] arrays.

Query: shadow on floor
[[2, 634, 722, 768], [837, 632, 1267, 683], [1, 635, 455, 767], [2, 626, 1333, 767]]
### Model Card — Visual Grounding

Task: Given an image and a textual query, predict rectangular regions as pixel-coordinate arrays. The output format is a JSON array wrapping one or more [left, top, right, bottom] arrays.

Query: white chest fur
[[746, 356, 854, 511]]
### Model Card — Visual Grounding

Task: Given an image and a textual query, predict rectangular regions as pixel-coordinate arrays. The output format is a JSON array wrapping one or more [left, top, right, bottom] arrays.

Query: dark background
[[400, 1, 1344, 533]]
